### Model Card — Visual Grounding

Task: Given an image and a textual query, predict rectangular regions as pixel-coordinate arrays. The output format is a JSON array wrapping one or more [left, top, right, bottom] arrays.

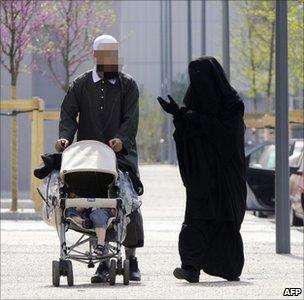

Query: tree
[[231, 0, 276, 114], [137, 74, 188, 163], [34, 0, 115, 92], [231, 0, 303, 112], [288, 0, 304, 97], [137, 88, 165, 163], [171, 73, 189, 106], [0, 0, 46, 210]]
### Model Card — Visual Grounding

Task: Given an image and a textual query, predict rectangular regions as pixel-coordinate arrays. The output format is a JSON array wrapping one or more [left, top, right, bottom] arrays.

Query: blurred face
[[93, 43, 119, 73]]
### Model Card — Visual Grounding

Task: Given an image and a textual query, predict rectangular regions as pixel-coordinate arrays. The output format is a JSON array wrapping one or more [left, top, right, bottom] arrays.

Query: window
[[249, 145, 276, 170], [249, 142, 303, 170], [289, 141, 304, 168]]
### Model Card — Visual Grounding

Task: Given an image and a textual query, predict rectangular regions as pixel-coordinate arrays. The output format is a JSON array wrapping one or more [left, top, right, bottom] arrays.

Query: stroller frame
[[51, 184, 130, 287]]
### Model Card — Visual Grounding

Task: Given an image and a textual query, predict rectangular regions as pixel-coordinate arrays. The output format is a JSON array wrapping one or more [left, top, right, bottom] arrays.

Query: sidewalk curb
[[1, 211, 42, 220]]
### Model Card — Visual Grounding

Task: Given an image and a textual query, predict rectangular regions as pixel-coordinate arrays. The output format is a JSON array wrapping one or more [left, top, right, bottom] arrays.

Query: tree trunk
[[10, 84, 18, 211], [265, 21, 275, 113], [264, 21, 275, 142], [249, 28, 259, 144], [253, 98, 260, 144]]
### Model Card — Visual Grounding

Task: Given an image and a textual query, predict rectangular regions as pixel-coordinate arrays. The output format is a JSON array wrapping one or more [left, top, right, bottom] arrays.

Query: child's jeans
[[66, 208, 113, 228]]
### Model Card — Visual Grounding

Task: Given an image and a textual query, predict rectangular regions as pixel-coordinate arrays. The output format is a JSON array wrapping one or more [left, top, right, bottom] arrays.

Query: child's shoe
[[94, 244, 106, 257]]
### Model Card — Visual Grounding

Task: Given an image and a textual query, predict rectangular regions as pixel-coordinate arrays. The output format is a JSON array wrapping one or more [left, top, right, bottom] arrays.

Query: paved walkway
[[1, 165, 303, 299]]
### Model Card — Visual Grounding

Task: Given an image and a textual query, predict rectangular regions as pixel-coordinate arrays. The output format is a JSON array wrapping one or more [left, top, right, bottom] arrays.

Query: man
[[55, 34, 143, 283]]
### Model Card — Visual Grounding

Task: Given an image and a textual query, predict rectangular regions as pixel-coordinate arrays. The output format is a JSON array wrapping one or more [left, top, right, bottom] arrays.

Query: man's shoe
[[173, 267, 199, 283], [91, 262, 109, 283], [129, 257, 141, 281]]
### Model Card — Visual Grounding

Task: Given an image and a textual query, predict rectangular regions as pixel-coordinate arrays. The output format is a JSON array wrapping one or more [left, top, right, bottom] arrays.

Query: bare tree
[[0, 0, 46, 210], [35, 0, 115, 92]]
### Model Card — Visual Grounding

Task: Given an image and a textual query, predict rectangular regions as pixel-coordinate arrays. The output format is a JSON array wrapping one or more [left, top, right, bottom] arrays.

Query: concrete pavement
[[1, 165, 303, 299]]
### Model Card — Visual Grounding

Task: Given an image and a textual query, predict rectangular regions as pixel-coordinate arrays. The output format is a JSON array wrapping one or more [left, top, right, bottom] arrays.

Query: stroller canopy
[[60, 140, 118, 183]]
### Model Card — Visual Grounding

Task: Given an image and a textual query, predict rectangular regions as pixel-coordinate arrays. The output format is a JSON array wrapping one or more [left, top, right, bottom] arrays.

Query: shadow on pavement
[[43, 282, 142, 289], [279, 253, 303, 260], [178, 280, 253, 287]]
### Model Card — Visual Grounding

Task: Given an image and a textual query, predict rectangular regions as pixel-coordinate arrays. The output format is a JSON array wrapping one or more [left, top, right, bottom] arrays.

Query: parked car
[[245, 141, 275, 217], [245, 139, 303, 221], [290, 151, 304, 226]]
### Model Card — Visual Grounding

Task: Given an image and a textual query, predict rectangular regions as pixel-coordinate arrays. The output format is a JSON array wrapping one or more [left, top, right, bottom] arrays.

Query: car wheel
[[255, 211, 268, 218]]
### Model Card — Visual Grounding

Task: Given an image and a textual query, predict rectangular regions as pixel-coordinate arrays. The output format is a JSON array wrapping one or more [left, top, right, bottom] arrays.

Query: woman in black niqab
[[157, 57, 247, 282]]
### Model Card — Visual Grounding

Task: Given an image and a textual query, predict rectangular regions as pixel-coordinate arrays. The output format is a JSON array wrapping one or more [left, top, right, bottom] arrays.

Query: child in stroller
[[65, 198, 115, 256], [36, 140, 141, 286]]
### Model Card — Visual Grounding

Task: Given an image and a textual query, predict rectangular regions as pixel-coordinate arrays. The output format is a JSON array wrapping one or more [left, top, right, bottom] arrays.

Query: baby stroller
[[38, 140, 140, 287]]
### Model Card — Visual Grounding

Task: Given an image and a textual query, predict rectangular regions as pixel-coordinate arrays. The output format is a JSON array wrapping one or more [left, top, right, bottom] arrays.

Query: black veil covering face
[[184, 56, 244, 118], [184, 58, 220, 115], [173, 56, 247, 280]]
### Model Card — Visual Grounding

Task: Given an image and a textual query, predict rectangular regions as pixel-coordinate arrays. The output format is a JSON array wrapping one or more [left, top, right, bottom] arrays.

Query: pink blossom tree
[[35, 0, 115, 92], [0, 0, 47, 210]]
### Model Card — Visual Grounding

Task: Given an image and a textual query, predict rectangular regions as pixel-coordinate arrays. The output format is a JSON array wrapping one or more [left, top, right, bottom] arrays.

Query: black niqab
[[174, 56, 246, 224], [174, 57, 246, 279], [184, 56, 244, 119]]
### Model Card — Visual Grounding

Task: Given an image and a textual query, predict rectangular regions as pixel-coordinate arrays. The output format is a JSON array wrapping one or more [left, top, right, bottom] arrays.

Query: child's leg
[[95, 228, 107, 245], [90, 208, 112, 245]]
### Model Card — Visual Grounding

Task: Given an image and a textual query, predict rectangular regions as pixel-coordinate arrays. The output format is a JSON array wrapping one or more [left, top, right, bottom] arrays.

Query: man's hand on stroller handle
[[109, 138, 123, 152], [54, 138, 122, 152], [55, 138, 69, 152]]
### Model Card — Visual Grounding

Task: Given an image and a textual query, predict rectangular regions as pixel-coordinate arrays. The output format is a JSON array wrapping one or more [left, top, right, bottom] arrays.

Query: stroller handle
[[64, 198, 119, 209]]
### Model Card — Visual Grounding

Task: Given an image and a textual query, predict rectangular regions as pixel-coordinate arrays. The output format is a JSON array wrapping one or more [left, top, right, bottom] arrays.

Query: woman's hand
[[157, 94, 180, 116]]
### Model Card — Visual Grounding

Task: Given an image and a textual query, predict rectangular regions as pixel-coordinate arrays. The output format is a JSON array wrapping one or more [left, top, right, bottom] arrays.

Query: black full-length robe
[[58, 70, 144, 248], [174, 57, 247, 279], [59, 70, 139, 176]]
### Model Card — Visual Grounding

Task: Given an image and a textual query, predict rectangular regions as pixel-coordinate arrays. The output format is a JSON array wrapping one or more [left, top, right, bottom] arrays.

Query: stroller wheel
[[123, 259, 130, 285], [65, 260, 74, 286], [52, 261, 60, 287], [117, 259, 123, 275], [109, 259, 117, 286]]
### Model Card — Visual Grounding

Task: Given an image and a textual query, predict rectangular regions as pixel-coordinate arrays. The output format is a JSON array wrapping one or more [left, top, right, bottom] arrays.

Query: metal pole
[[275, 0, 290, 254], [160, 0, 164, 97], [187, 0, 192, 63], [160, 0, 175, 164], [201, 0, 206, 55], [160, 0, 165, 163], [164, 0, 170, 163], [222, 0, 230, 80], [160, 0, 170, 163], [167, 0, 174, 164]]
